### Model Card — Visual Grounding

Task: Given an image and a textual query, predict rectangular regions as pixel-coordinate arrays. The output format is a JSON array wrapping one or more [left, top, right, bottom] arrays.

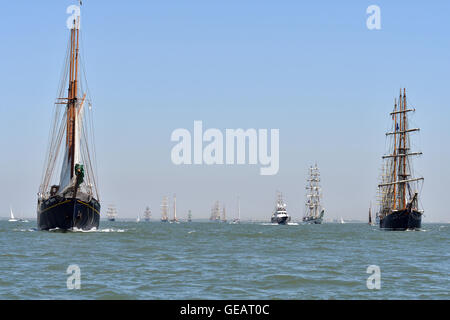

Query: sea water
[[0, 220, 448, 299]]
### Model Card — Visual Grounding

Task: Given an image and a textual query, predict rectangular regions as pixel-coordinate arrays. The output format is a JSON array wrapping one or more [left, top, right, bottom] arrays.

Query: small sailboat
[[8, 207, 18, 222], [170, 194, 179, 223], [340, 217, 345, 224], [161, 196, 169, 222], [136, 212, 140, 223], [230, 197, 241, 224], [271, 192, 291, 225], [187, 210, 192, 222], [368, 204, 375, 226]]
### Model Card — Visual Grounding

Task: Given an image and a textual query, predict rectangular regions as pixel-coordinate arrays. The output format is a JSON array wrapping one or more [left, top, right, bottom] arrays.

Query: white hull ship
[[230, 197, 241, 224], [271, 192, 290, 225], [302, 164, 325, 224]]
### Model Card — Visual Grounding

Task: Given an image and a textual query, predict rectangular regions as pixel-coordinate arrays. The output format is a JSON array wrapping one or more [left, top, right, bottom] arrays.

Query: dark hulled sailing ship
[[37, 8, 100, 230], [377, 89, 424, 230]]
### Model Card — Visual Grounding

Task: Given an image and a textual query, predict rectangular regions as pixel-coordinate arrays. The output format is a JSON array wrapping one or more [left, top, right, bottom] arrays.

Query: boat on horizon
[[161, 196, 169, 222], [170, 194, 179, 223], [36, 6, 100, 230], [368, 203, 375, 226], [8, 207, 19, 222], [210, 201, 221, 222], [187, 210, 192, 222], [377, 89, 423, 230], [143, 206, 151, 222], [106, 205, 118, 222], [302, 164, 325, 224], [230, 197, 241, 224], [271, 192, 290, 225]]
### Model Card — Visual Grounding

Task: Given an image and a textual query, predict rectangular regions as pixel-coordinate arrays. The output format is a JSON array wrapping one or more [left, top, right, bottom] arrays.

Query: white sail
[[9, 206, 17, 222]]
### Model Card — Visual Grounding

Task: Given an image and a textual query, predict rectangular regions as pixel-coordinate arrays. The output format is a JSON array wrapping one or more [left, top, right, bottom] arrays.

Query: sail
[[38, 12, 99, 201], [378, 89, 423, 217], [10, 207, 15, 220]]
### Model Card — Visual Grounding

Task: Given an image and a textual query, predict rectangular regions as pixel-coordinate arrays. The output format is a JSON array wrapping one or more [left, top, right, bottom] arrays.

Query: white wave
[[187, 230, 196, 234]]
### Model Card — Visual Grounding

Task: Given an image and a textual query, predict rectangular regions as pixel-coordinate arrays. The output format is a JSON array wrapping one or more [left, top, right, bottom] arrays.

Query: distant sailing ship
[[271, 192, 290, 225], [106, 205, 117, 222], [160, 196, 169, 222], [170, 194, 179, 223], [302, 164, 325, 224], [377, 89, 423, 230], [230, 197, 241, 224], [221, 205, 227, 223], [210, 201, 221, 222], [37, 6, 100, 230], [187, 210, 192, 222], [144, 206, 151, 222]]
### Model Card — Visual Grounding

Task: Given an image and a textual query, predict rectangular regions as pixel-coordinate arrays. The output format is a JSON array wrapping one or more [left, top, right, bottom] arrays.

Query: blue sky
[[0, 0, 449, 221]]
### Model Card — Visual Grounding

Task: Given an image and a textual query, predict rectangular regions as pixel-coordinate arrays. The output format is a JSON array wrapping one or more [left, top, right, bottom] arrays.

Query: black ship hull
[[37, 196, 100, 231], [380, 209, 422, 231], [302, 217, 323, 224]]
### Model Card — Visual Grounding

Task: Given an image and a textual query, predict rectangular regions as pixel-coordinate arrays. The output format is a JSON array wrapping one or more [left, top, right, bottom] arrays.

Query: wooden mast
[[66, 16, 80, 179], [392, 98, 398, 211]]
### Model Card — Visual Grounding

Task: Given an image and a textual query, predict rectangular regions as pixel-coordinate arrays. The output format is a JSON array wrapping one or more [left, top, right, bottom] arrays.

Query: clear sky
[[0, 0, 449, 222]]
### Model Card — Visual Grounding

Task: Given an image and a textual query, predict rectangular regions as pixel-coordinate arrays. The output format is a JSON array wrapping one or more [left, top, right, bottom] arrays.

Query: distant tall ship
[[144, 206, 151, 222], [161, 196, 169, 222], [170, 194, 179, 223], [106, 205, 117, 222], [37, 6, 100, 230], [302, 164, 325, 224], [210, 201, 221, 222], [221, 205, 227, 223], [377, 89, 424, 230], [271, 192, 290, 225], [231, 197, 241, 224]]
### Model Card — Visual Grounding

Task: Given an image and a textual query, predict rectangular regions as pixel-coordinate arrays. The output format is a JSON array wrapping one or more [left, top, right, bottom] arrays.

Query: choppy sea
[[0, 220, 448, 299]]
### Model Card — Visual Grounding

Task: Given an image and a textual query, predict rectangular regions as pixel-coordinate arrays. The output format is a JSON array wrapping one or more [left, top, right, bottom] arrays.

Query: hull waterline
[[37, 196, 100, 231], [379, 209, 422, 231]]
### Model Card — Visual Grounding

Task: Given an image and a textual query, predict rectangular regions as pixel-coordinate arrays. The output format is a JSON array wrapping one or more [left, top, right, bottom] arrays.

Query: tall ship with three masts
[[302, 164, 325, 224], [271, 192, 290, 225], [144, 206, 151, 222], [37, 5, 100, 230], [377, 89, 423, 230], [160, 196, 169, 222], [106, 205, 118, 222], [210, 201, 221, 222]]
